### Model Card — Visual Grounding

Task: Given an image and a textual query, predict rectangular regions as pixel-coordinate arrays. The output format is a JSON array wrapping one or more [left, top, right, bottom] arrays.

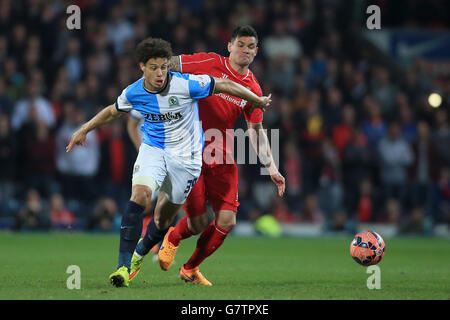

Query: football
[[350, 231, 386, 266]]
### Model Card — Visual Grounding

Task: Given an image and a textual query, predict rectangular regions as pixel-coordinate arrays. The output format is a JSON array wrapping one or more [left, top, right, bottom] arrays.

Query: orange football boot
[[179, 265, 212, 286], [158, 227, 178, 271]]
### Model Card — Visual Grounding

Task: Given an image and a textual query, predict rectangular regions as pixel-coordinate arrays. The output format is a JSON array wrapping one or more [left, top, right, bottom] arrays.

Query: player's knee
[[217, 220, 236, 232], [130, 185, 151, 207], [216, 212, 236, 231]]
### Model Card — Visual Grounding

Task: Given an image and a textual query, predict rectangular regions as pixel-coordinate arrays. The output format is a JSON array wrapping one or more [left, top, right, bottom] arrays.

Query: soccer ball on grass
[[350, 231, 385, 266]]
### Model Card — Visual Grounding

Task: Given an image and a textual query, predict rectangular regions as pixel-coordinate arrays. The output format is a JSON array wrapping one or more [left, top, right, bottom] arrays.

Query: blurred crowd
[[0, 0, 449, 235]]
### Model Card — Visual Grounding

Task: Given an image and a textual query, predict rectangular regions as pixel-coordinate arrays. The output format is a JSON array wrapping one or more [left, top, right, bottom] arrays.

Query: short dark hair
[[230, 25, 258, 43], [135, 38, 173, 64]]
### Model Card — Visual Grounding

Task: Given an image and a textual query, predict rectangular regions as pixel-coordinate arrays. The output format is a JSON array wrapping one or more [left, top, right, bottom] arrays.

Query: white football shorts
[[132, 143, 202, 204]]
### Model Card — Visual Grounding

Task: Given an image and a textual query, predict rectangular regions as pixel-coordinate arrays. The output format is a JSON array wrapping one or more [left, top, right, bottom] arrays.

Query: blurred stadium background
[[0, 0, 449, 239]]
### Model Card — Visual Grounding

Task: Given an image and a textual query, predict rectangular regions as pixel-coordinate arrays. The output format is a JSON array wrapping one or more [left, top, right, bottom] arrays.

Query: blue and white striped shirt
[[116, 71, 215, 156]]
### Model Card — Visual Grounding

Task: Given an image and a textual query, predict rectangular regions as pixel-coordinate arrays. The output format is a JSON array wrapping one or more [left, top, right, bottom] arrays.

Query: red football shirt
[[180, 52, 263, 166]]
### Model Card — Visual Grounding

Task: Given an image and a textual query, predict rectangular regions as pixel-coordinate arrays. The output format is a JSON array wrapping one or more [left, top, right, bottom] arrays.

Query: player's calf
[[187, 214, 209, 235], [117, 201, 145, 272]]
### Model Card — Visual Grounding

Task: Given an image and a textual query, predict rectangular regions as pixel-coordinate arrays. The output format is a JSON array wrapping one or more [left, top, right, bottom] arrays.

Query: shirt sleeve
[[244, 84, 263, 123], [130, 109, 143, 120], [180, 52, 221, 74], [245, 107, 263, 124], [115, 88, 132, 112], [187, 74, 215, 100]]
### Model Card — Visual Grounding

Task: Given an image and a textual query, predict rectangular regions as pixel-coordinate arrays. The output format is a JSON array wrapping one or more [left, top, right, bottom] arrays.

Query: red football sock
[[141, 215, 152, 238], [168, 216, 193, 246], [184, 221, 230, 270]]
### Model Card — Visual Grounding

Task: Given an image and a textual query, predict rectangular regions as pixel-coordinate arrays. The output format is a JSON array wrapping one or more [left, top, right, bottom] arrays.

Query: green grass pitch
[[0, 231, 448, 300]]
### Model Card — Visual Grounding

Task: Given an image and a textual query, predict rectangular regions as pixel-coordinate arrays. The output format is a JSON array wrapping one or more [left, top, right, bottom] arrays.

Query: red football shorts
[[183, 164, 240, 217]]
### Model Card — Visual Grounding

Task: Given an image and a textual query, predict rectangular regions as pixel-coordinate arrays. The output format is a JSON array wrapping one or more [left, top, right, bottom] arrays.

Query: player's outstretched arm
[[247, 121, 285, 197], [66, 104, 121, 152], [213, 77, 272, 111]]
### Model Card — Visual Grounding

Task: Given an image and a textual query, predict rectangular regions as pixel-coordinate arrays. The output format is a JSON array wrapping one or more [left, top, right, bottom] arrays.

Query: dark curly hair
[[135, 38, 173, 64], [230, 25, 258, 43]]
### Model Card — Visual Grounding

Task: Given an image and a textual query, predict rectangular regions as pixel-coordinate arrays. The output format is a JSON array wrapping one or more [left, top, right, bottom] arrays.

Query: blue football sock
[[135, 217, 172, 256], [118, 201, 145, 272]]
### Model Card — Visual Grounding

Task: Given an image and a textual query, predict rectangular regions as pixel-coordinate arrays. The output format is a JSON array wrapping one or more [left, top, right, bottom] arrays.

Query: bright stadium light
[[428, 93, 442, 108]]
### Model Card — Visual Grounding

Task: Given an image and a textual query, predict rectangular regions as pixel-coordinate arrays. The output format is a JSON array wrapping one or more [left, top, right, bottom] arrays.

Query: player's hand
[[66, 128, 87, 152], [270, 171, 285, 197], [255, 93, 272, 112]]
